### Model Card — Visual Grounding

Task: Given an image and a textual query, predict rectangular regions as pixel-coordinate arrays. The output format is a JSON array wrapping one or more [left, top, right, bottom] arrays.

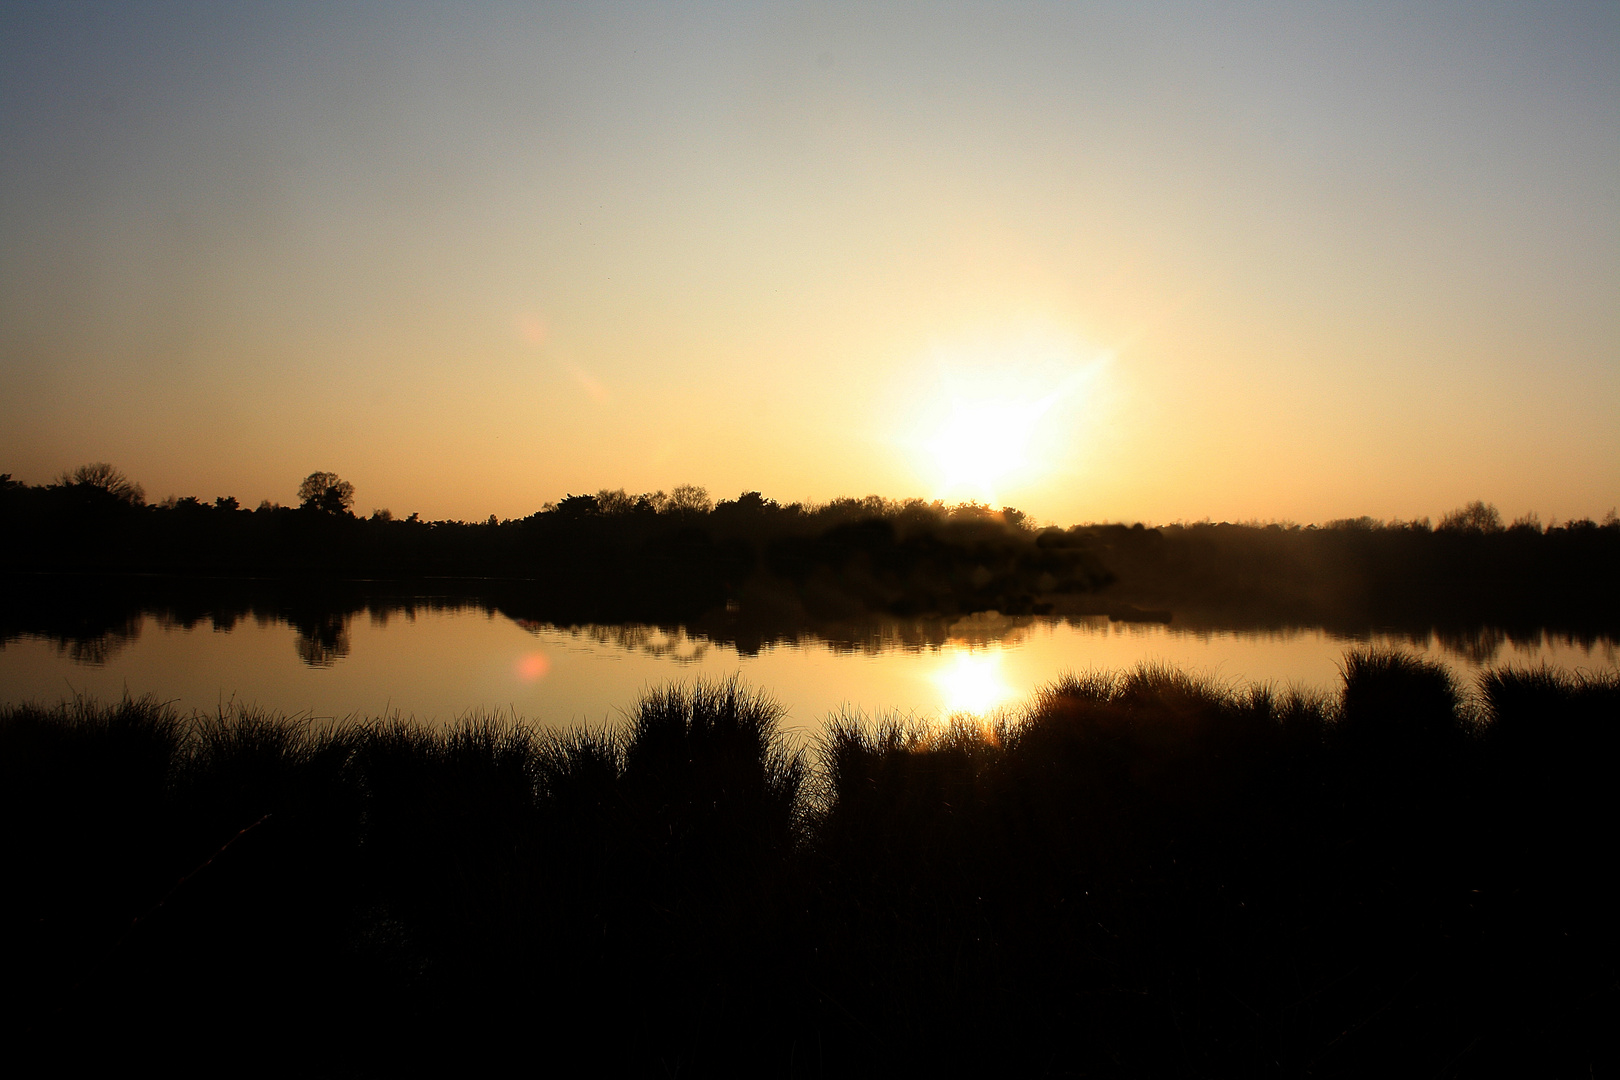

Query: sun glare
[[901, 331, 1108, 507], [932, 648, 1018, 716]]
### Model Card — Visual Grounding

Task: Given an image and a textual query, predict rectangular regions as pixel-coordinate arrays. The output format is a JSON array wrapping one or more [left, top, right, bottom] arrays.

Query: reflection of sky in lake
[[2, 609, 1614, 736]]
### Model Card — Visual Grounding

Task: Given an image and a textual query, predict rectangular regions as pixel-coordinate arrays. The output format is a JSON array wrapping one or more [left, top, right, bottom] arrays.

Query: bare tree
[[298, 471, 355, 515], [595, 488, 636, 515], [1437, 500, 1503, 534], [663, 484, 713, 515], [56, 462, 145, 505]]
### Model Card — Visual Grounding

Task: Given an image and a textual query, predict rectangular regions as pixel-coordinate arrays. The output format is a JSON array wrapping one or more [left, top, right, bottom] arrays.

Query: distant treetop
[[1438, 500, 1503, 534], [298, 471, 355, 516], [55, 462, 145, 506]]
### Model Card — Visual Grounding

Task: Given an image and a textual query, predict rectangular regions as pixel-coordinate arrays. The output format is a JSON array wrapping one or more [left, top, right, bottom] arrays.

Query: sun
[[900, 329, 1109, 507], [920, 394, 1054, 505]]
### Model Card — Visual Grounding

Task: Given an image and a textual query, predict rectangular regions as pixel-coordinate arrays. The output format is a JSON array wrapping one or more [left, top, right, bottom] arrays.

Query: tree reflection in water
[[292, 612, 352, 667], [3, 582, 1616, 688]]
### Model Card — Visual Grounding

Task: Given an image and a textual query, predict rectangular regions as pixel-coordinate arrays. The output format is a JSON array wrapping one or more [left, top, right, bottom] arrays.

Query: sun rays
[[898, 328, 1110, 508]]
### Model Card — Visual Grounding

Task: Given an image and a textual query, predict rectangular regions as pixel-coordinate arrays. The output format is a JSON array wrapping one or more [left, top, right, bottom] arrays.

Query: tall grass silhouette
[[1, 651, 1612, 1073]]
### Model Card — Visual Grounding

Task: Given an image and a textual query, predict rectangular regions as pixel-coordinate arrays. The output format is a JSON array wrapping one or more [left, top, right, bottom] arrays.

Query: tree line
[[2, 464, 1617, 634]]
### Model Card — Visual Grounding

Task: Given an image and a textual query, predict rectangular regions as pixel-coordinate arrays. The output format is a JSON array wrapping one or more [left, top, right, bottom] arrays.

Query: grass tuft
[[1, 654, 1612, 1074]]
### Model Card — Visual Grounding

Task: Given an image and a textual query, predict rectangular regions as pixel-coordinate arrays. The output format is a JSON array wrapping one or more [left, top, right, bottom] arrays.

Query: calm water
[[3, 601, 1613, 734]]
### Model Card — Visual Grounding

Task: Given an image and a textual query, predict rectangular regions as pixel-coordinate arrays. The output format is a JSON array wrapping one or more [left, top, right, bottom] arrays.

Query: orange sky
[[2, 2, 1615, 525]]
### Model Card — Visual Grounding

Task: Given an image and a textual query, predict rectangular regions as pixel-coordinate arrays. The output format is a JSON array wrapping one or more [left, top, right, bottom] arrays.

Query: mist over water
[[3, 600, 1609, 732]]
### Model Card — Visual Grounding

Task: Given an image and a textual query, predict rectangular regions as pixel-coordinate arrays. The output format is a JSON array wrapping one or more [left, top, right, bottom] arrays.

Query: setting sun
[[900, 331, 1109, 507], [920, 397, 1042, 504]]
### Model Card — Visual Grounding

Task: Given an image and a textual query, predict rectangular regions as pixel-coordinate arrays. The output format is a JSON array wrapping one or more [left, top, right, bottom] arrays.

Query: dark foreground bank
[[2, 653, 1614, 1076]]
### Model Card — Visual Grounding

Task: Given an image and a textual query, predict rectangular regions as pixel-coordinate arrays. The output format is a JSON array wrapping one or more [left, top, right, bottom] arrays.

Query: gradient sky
[[2, 1, 1615, 525]]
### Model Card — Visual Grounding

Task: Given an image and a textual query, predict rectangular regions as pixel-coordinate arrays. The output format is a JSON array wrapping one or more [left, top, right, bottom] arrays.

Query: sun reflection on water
[[931, 647, 1019, 717]]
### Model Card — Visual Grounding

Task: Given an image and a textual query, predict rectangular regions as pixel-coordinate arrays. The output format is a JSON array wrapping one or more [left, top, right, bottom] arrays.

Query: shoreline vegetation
[[3, 654, 1615, 1073], [4, 466, 1619, 650], [4, 465, 1616, 1070]]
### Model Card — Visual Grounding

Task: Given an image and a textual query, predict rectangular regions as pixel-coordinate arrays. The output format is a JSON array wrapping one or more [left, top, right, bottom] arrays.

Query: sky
[[1, 1, 1615, 526]]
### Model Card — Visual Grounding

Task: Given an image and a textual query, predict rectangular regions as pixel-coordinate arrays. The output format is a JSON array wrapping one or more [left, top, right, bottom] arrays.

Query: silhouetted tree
[[595, 488, 637, 515], [554, 493, 602, 518], [729, 491, 776, 513], [662, 484, 713, 515], [1438, 500, 1503, 533], [56, 462, 144, 505], [297, 472, 355, 516]]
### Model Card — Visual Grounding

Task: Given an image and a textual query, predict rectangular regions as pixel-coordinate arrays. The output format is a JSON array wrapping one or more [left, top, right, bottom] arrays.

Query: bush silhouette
[[622, 677, 805, 866], [1337, 647, 1462, 751]]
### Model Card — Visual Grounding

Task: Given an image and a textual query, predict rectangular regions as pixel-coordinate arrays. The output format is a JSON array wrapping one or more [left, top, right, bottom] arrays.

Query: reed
[[1, 651, 1611, 1074]]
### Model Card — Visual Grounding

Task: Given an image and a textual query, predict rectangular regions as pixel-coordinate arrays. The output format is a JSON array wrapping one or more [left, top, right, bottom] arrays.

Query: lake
[[3, 591, 1613, 734]]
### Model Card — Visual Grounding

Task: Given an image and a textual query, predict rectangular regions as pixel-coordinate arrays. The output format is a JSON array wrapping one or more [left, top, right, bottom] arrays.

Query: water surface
[[3, 598, 1612, 734]]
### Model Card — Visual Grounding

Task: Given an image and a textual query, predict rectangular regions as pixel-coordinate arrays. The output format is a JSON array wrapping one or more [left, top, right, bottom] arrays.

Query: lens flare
[[514, 309, 610, 402], [515, 651, 551, 681]]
